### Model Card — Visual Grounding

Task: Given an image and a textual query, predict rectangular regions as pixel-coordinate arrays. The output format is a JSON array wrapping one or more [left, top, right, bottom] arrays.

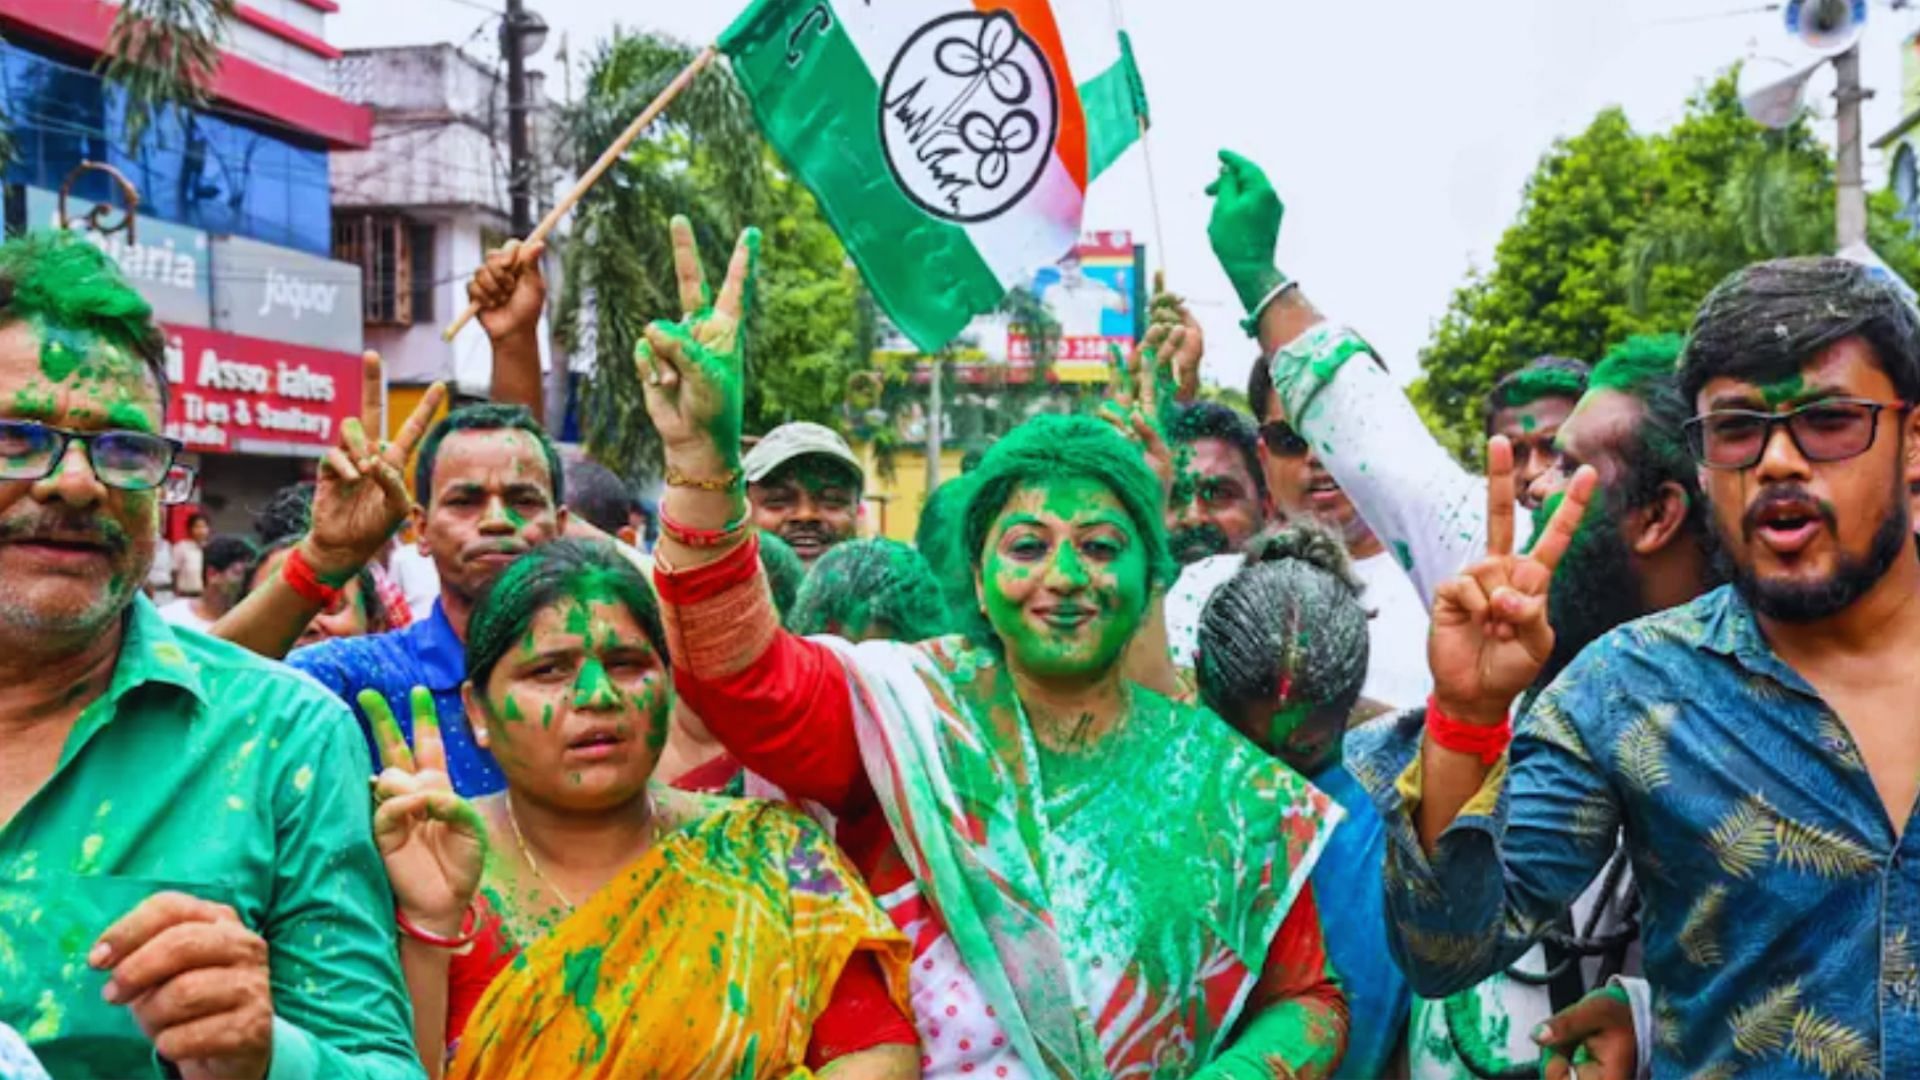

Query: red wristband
[[282, 546, 344, 609], [1425, 694, 1511, 766], [396, 904, 479, 949], [660, 508, 748, 549]]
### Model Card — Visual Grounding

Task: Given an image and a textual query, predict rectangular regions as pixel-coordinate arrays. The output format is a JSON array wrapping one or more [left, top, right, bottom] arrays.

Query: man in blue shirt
[[1380, 257, 1920, 1077], [287, 403, 567, 794]]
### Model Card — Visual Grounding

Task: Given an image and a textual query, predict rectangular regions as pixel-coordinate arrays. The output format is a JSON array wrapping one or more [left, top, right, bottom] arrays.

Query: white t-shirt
[[1165, 549, 1432, 712], [1350, 550, 1432, 710], [157, 597, 213, 634], [386, 545, 442, 618]]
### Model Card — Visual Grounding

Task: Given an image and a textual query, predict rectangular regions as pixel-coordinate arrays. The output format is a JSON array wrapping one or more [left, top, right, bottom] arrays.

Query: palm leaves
[[1816, 713, 1866, 773], [99, 0, 236, 150], [1677, 883, 1726, 968], [1728, 979, 1801, 1057], [1707, 796, 1775, 879], [1615, 703, 1675, 795], [1774, 816, 1880, 879], [1787, 1010, 1879, 1079]]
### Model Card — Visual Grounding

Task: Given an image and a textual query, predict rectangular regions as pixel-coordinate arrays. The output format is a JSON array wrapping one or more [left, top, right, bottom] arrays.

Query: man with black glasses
[[0, 234, 419, 1078], [1383, 256, 1920, 1076]]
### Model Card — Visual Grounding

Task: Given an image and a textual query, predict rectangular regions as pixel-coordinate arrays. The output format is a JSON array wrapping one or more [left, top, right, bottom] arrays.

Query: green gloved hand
[[1205, 149, 1290, 323]]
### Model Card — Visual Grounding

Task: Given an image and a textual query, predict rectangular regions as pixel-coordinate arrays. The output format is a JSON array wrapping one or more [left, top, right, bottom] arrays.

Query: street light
[[500, 6, 548, 58]]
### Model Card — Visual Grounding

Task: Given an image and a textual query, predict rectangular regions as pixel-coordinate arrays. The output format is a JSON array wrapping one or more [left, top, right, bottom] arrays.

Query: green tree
[[1410, 70, 1920, 461], [0, 0, 232, 164], [563, 32, 873, 481], [102, 0, 238, 148]]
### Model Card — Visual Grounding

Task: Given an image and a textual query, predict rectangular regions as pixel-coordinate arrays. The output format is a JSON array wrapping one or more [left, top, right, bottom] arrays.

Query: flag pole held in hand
[[441, 44, 720, 342]]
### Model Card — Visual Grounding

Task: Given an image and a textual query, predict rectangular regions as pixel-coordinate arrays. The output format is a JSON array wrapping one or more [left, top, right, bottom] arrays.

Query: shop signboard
[[24, 186, 213, 327], [161, 323, 362, 457], [211, 234, 363, 352]]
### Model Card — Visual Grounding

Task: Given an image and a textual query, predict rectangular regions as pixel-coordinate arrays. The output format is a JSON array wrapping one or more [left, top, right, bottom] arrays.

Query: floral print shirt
[[1352, 585, 1914, 1079]]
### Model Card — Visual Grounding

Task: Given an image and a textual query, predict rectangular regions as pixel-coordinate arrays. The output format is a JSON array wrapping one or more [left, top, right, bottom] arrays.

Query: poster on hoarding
[[161, 324, 363, 457], [875, 230, 1140, 385], [1015, 230, 1137, 382]]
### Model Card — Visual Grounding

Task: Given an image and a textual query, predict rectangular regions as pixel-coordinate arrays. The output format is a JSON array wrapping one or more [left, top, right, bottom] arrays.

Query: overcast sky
[[332, 0, 1920, 391]]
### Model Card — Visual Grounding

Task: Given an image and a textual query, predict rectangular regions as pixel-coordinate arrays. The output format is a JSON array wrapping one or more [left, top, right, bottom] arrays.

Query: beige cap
[[741, 422, 864, 485]]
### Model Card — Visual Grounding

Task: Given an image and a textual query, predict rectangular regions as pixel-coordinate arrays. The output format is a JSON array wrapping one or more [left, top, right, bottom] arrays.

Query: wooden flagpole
[[442, 44, 719, 342]]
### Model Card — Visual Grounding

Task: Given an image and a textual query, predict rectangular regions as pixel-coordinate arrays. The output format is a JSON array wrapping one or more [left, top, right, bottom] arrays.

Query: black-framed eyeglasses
[[0, 419, 195, 503], [1259, 420, 1310, 456], [1682, 398, 1912, 470]]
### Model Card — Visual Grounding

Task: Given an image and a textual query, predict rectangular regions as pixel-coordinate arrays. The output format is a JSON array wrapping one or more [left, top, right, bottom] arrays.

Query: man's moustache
[[0, 515, 130, 552]]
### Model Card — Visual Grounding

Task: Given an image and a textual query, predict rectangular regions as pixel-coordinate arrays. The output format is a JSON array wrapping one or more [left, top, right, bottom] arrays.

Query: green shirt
[[0, 596, 422, 1080]]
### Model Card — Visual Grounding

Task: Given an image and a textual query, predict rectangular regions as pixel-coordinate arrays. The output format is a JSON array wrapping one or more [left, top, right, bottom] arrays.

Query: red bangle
[[395, 904, 479, 949], [660, 508, 748, 549], [282, 546, 344, 609], [1425, 694, 1511, 766]]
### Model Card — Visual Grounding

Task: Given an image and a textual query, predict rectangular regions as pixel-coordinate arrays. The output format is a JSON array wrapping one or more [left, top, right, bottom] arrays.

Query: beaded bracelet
[[664, 464, 743, 493]]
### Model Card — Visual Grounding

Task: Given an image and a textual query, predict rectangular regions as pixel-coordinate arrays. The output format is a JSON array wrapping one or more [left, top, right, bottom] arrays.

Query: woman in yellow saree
[[365, 539, 918, 1078]]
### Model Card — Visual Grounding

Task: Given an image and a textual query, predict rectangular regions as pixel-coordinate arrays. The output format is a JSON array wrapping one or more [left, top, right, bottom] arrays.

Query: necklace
[[503, 790, 662, 913]]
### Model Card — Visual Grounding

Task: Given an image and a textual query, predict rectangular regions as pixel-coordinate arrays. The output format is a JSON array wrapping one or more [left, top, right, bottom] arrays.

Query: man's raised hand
[[1205, 149, 1288, 316], [636, 215, 760, 468], [1427, 436, 1596, 726], [302, 377, 446, 582]]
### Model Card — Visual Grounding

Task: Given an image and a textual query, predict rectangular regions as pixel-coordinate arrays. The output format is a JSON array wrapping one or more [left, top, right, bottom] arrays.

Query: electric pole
[[503, 0, 534, 237], [925, 353, 944, 496], [1834, 42, 1871, 248]]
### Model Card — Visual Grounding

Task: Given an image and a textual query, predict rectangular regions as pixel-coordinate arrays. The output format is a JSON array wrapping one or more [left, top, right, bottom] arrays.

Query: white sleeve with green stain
[[1269, 321, 1505, 607]]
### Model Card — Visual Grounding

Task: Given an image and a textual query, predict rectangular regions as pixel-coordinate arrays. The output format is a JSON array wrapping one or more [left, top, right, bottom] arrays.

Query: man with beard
[[743, 421, 864, 565], [1488, 357, 1592, 512], [1165, 401, 1268, 564], [217, 402, 567, 796], [1350, 334, 1721, 1077], [1376, 257, 1920, 1077], [0, 234, 419, 1076]]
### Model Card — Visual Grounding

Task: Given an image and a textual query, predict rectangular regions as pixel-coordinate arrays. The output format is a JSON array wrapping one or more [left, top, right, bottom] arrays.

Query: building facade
[[329, 42, 560, 428], [0, 0, 372, 537]]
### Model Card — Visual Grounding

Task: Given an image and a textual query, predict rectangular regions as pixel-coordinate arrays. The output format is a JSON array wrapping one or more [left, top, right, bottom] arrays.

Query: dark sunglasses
[[1259, 421, 1310, 456]]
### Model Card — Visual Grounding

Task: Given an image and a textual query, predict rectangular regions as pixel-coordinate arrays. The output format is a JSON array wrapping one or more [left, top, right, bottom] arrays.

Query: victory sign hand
[[635, 215, 760, 469], [1205, 149, 1289, 316], [1147, 272, 1203, 404], [365, 687, 486, 935], [1100, 339, 1176, 502], [1428, 436, 1596, 726], [304, 375, 445, 581]]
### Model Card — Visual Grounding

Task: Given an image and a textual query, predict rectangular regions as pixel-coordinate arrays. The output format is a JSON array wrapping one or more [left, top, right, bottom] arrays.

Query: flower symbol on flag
[[959, 109, 1040, 190], [935, 11, 1031, 105]]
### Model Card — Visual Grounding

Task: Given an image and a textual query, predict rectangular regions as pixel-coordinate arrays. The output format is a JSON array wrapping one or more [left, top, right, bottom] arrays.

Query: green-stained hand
[[1534, 983, 1639, 1080], [1100, 341, 1177, 503], [1146, 274, 1203, 405], [364, 687, 486, 935], [635, 215, 761, 471], [1204, 149, 1289, 315]]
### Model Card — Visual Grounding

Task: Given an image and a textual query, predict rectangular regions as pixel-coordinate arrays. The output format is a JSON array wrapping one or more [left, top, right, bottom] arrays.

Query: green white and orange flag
[[720, 0, 1149, 353]]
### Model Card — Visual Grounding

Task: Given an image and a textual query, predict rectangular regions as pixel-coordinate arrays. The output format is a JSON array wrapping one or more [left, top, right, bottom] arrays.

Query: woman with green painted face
[[363, 538, 919, 1079], [642, 217, 1348, 1077]]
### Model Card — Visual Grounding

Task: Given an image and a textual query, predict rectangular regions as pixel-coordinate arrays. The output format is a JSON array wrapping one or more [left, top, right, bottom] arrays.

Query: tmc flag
[[721, 0, 1148, 353]]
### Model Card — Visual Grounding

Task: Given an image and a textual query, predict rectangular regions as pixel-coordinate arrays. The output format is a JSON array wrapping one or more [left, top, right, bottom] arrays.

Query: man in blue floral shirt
[[1367, 257, 1920, 1078]]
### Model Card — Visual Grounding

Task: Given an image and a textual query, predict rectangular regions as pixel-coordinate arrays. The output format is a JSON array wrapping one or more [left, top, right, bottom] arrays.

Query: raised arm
[[639, 216, 869, 811], [1207, 149, 1497, 603], [468, 240, 549, 417], [211, 382, 444, 658], [1350, 440, 1618, 996]]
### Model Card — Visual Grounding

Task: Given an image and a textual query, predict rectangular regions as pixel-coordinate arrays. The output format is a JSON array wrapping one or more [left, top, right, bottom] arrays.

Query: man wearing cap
[[743, 421, 865, 565]]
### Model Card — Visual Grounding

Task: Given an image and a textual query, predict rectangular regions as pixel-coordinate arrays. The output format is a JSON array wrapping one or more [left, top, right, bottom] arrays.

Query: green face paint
[[1761, 374, 1806, 408], [981, 478, 1149, 681]]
